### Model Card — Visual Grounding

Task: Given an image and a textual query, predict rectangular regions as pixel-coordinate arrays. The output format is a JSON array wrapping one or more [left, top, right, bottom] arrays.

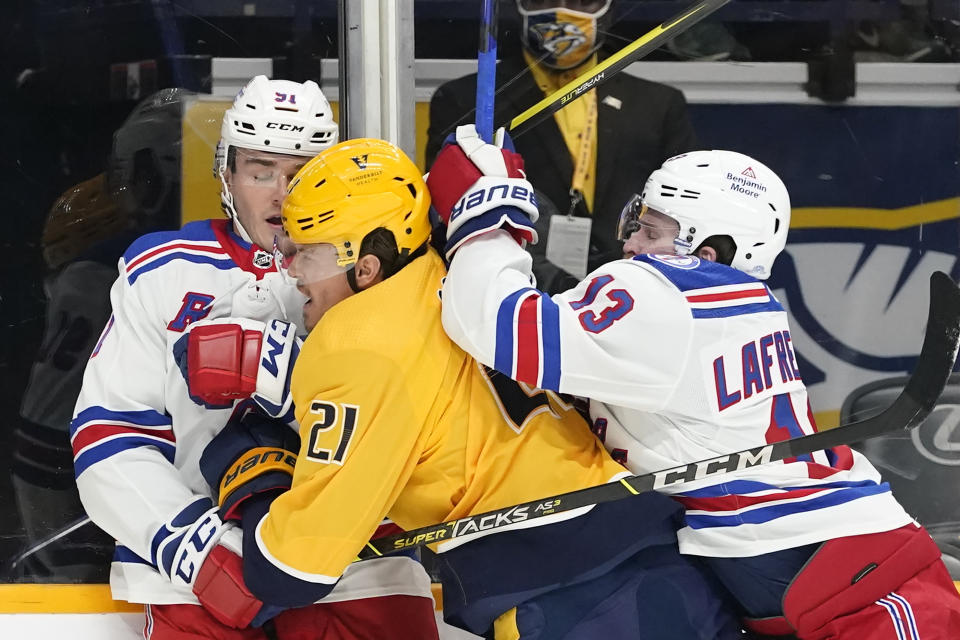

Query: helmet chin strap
[[218, 168, 254, 244], [345, 265, 361, 293]]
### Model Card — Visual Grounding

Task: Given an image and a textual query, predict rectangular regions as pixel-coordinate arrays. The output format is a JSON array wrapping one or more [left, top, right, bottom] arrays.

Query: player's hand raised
[[427, 124, 539, 258]]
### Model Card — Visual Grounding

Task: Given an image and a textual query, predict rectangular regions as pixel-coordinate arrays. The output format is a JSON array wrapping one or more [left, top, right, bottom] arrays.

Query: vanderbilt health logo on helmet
[[282, 138, 431, 266]]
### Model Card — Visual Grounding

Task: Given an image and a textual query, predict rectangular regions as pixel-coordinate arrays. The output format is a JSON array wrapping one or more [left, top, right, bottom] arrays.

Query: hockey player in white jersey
[[71, 76, 439, 639], [430, 128, 960, 639]]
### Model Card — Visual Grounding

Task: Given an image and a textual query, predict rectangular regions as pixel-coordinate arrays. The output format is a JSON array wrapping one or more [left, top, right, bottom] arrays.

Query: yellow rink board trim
[[0, 580, 955, 614], [0, 584, 143, 614], [180, 97, 231, 226], [812, 410, 841, 431], [792, 198, 960, 230]]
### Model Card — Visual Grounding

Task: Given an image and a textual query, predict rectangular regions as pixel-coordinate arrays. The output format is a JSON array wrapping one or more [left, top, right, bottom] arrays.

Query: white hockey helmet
[[627, 150, 791, 280], [215, 75, 339, 242]]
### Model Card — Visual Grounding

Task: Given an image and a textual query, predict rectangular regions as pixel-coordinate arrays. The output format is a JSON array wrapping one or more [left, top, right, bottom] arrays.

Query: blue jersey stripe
[[74, 436, 176, 477], [114, 545, 154, 567], [630, 255, 784, 318], [71, 406, 171, 436], [539, 295, 562, 391], [632, 254, 758, 291], [494, 288, 535, 376], [128, 253, 235, 285], [691, 299, 784, 319], [683, 483, 891, 529], [677, 478, 880, 498], [122, 220, 219, 264]]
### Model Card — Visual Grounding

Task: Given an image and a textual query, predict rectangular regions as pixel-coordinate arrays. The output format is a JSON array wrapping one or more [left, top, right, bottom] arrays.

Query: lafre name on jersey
[[711, 330, 802, 412]]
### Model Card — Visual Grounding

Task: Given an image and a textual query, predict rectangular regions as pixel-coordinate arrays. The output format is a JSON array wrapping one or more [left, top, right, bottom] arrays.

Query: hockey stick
[[508, 0, 731, 138], [476, 0, 499, 143], [2, 516, 93, 577], [359, 271, 960, 559]]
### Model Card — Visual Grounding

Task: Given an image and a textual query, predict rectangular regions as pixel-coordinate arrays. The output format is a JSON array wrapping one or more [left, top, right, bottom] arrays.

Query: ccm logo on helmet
[[266, 122, 305, 132]]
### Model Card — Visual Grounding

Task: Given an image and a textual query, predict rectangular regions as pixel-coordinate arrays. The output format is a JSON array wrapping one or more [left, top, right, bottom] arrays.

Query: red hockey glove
[[427, 124, 539, 258], [152, 498, 282, 628], [174, 318, 300, 421], [183, 323, 261, 405], [193, 539, 284, 629]]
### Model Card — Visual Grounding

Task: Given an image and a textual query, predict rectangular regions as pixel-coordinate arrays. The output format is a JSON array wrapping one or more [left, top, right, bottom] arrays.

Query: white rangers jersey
[[72, 218, 431, 605], [442, 231, 913, 558]]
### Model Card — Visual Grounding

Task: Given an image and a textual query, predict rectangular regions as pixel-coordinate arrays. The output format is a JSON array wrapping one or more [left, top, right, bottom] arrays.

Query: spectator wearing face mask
[[426, 0, 698, 294]]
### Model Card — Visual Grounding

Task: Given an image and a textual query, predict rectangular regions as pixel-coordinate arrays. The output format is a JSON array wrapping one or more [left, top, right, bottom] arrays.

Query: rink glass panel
[[1, 0, 958, 592]]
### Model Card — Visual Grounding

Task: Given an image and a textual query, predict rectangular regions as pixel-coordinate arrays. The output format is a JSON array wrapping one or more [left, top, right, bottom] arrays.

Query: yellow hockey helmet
[[282, 138, 431, 268]]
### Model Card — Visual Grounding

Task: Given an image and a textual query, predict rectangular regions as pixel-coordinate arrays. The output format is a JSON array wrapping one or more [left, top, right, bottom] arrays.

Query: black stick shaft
[[359, 272, 960, 560]]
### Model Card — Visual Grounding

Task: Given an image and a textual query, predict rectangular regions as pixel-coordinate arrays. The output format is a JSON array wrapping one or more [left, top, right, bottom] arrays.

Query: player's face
[[226, 149, 308, 254], [286, 242, 353, 332], [621, 209, 681, 258]]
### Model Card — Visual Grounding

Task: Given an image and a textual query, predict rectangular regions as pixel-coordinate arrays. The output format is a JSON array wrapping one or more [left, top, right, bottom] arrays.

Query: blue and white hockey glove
[[174, 318, 300, 424], [427, 124, 539, 259], [199, 408, 299, 523], [151, 497, 284, 628]]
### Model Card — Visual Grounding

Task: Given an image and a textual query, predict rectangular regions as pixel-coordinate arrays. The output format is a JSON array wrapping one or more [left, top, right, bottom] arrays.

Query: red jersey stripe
[[127, 243, 227, 272], [72, 423, 176, 456], [515, 295, 541, 386], [686, 287, 768, 304], [674, 486, 832, 512]]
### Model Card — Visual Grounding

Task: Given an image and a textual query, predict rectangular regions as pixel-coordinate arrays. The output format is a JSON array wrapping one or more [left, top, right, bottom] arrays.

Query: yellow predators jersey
[[253, 249, 626, 597]]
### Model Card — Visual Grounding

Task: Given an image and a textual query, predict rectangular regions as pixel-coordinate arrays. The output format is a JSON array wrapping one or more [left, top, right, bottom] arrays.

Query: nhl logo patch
[[253, 250, 274, 269]]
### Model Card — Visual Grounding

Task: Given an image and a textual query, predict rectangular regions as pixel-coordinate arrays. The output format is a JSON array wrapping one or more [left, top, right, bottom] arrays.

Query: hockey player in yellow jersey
[[183, 138, 740, 639]]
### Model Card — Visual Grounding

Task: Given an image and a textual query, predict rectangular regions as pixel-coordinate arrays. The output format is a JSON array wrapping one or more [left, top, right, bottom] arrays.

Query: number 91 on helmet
[[280, 138, 432, 286]]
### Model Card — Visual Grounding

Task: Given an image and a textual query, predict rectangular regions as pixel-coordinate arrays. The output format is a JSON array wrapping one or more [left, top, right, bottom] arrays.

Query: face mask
[[518, 1, 612, 70]]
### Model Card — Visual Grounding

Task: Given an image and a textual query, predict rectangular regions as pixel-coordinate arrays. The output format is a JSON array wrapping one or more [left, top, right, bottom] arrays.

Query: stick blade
[[903, 271, 960, 422]]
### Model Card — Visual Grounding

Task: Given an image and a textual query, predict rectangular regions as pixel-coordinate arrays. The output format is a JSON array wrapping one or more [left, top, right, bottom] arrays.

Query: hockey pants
[[144, 593, 439, 640], [705, 524, 960, 639], [491, 543, 742, 640]]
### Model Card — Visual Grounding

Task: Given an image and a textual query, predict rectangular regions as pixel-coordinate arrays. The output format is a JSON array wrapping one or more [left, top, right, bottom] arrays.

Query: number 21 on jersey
[[305, 401, 358, 465]]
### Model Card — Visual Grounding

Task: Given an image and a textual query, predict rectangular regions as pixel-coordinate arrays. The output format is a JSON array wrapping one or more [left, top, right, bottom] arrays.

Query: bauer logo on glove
[[427, 124, 540, 258], [450, 182, 538, 222]]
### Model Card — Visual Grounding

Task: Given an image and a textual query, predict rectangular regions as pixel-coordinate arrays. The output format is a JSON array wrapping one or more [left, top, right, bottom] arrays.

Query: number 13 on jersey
[[569, 274, 635, 333], [305, 401, 358, 465]]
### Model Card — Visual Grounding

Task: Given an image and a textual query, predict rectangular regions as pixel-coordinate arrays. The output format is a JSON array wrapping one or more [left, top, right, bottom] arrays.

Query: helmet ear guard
[[639, 150, 791, 280]]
